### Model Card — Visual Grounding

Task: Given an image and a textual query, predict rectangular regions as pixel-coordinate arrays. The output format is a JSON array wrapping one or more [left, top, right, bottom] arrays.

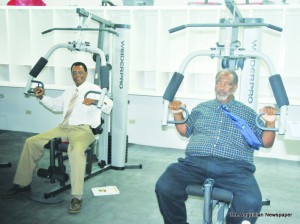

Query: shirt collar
[[214, 97, 236, 110], [75, 81, 88, 92]]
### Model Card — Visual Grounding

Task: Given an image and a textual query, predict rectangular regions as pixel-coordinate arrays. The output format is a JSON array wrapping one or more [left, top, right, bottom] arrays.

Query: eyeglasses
[[72, 71, 86, 76]]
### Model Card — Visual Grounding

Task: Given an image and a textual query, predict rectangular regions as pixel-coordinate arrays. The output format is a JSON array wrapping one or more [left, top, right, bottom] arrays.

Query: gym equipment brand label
[[119, 41, 125, 89]]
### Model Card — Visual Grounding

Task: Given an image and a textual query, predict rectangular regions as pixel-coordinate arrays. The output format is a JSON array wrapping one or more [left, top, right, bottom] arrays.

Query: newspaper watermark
[[229, 212, 293, 218]]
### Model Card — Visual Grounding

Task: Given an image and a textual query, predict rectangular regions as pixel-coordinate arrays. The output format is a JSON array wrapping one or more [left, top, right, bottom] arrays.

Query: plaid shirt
[[185, 98, 264, 164]]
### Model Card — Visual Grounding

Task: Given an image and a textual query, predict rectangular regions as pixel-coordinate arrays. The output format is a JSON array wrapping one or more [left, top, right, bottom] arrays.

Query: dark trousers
[[155, 156, 262, 224]]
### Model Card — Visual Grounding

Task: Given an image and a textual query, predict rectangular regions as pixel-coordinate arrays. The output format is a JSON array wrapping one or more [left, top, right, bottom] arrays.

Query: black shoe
[[2, 184, 31, 199], [68, 197, 82, 214]]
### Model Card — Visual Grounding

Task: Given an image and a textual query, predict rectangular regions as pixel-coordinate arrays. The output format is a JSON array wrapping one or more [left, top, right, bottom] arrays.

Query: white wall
[[0, 87, 299, 161], [0, 87, 62, 133]]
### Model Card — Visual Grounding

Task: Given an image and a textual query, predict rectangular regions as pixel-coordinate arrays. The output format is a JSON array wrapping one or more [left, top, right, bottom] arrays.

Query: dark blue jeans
[[155, 156, 262, 224]]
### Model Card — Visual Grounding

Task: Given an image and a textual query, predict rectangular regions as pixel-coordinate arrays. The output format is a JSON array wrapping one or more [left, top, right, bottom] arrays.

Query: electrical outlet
[[0, 94, 4, 98], [26, 110, 32, 115], [129, 119, 135, 124]]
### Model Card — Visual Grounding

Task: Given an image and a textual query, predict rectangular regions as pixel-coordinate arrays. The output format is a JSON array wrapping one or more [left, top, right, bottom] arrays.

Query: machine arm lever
[[255, 112, 281, 132], [42, 28, 119, 36], [25, 80, 45, 95], [84, 90, 107, 110], [169, 23, 283, 34]]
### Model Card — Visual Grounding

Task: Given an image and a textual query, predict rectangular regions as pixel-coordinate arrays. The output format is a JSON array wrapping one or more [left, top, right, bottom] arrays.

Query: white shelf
[[30, 9, 55, 64], [0, 10, 8, 64], [0, 64, 9, 81], [7, 9, 31, 65], [0, 5, 300, 105]]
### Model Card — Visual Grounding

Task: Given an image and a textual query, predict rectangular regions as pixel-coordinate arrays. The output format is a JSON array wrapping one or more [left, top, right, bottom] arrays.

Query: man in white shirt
[[3, 62, 111, 214]]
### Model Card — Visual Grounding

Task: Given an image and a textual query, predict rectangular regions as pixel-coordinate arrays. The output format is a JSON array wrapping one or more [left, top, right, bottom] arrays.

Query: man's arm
[[34, 86, 64, 112]]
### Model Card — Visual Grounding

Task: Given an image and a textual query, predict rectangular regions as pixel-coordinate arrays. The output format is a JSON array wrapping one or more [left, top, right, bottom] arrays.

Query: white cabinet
[[0, 5, 300, 104]]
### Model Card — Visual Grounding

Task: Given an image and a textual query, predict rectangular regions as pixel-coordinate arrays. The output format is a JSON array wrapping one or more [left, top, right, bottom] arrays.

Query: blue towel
[[221, 105, 262, 150]]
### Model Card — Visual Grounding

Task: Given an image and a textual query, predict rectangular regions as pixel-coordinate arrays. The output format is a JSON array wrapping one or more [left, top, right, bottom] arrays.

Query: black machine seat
[[37, 120, 104, 186], [187, 184, 233, 204], [37, 137, 94, 187], [186, 184, 270, 206], [56, 141, 93, 175], [31, 121, 108, 204], [186, 181, 271, 223]]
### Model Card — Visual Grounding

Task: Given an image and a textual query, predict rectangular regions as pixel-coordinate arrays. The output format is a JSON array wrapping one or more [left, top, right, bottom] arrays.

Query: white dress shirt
[[39, 81, 103, 128]]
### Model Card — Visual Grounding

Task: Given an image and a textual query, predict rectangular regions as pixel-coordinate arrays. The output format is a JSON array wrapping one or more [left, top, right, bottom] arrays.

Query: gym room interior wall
[[0, 5, 300, 162]]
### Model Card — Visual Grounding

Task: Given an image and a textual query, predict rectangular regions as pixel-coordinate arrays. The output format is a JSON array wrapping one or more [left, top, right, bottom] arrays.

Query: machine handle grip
[[84, 90, 102, 105], [167, 106, 189, 125], [163, 72, 184, 102], [84, 90, 107, 109], [26, 80, 45, 94], [255, 112, 281, 132]]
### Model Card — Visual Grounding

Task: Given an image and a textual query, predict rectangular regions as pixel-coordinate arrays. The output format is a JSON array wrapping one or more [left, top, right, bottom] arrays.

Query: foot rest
[[0, 162, 12, 168], [186, 184, 233, 203]]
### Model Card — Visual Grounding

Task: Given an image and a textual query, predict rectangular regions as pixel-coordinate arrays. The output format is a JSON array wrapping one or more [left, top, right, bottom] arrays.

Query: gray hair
[[215, 69, 238, 85]]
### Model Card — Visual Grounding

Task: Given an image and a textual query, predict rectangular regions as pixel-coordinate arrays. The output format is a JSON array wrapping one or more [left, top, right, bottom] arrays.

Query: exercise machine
[[161, 1, 288, 223], [162, 0, 289, 135], [23, 8, 141, 203]]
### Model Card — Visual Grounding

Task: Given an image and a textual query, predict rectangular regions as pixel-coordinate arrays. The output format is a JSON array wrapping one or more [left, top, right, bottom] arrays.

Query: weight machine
[[161, 1, 289, 223], [162, 0, 289, 134], [23, 8, 141, 203]]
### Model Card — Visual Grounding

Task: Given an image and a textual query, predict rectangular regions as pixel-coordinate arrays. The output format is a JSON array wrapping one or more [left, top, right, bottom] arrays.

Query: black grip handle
[[269, 74, 289, 108], [163, 72, 184, 102], [100, 66, 110, 89], [29, 57, 48, 78]]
